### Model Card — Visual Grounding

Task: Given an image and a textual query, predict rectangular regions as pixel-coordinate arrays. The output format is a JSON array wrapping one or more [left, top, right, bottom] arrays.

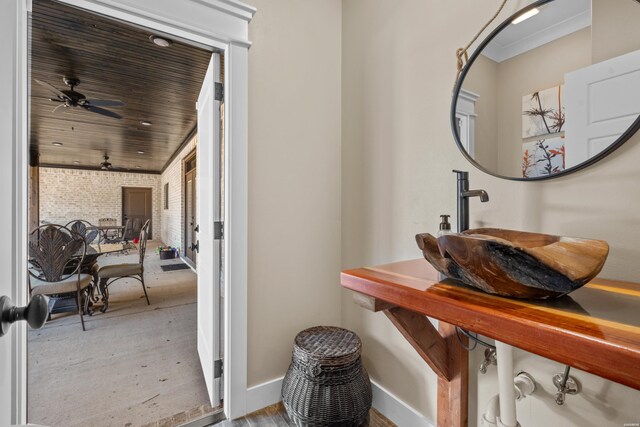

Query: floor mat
[[161, 263, 192, 272]]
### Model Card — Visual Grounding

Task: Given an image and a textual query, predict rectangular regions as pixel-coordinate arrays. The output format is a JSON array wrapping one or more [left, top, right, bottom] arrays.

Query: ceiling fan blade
[[34, 79, 69, 100], [86, 99, 125, 107], [52, 103, 67, 113], [86, 105, 123, 119]]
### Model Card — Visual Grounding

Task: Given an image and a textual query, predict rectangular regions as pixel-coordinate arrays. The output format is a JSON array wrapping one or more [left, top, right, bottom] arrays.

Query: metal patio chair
[[27, 224, 92, 331], [96, 219, 151, 312]]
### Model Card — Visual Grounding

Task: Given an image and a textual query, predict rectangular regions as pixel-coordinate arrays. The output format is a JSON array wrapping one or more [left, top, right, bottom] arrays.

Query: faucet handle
[[479, 347, 497, 374], [552, 367, 580, 405]]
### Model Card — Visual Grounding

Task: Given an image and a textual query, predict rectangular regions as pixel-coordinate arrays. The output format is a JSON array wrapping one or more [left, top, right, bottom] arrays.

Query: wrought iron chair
[[98, 217, 118, 243], [65, 219, 104, 304], [119, 219, 137, 253], [65, 220, 99, 245], [27, 224, 92, 331], [97, 219, 151, 312]]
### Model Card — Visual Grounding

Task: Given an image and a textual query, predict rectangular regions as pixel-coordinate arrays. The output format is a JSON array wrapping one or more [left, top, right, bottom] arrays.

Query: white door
[[565, 49, 640, 168], [196, 53, 223, 408]]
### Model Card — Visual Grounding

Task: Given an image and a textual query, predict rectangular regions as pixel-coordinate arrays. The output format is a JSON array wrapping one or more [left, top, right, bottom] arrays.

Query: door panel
[[565, 49, 640, 168], [122, 187, 152, 239], [197, 53, 222, 407]]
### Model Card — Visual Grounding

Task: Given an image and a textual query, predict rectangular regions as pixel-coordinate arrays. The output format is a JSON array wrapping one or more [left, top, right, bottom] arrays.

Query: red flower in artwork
[[522, 149, 534, 178], [549, 145, 565, 169]]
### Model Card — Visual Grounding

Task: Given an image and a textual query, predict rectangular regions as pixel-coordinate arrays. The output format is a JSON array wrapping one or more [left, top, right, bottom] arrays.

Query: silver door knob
[[0, 295, 49, 337]]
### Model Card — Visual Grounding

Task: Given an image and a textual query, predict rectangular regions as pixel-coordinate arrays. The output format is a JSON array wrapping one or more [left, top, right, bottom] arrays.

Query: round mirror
[[452, 0, 640, 180]]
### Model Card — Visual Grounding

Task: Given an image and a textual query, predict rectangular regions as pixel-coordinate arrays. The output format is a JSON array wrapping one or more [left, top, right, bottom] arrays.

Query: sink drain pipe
[[496, 341, 518, 426], [482, 341, 536, 427]]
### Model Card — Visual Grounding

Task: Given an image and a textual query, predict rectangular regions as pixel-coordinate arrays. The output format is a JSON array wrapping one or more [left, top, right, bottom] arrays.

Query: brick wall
[[160, 135, 197, 251], [39, 168, 162, 240]]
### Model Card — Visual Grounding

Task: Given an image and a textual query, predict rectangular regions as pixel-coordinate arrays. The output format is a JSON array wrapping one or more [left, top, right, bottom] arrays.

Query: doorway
[[2, 0, 252, 424], [184, 151, 197, 265], [24, 0, 224, 425], [123, 187, 153, 239]]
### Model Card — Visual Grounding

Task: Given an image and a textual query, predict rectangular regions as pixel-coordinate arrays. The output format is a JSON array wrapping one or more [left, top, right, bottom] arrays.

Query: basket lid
[[294, 326, 361, 360]]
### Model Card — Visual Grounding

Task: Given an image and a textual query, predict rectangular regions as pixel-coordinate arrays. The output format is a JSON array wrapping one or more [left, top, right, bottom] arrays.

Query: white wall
[[342, 0, 640, 426], [39, 168, 161, 239], [160, 135, 197, 251], [247, 0, 343, 387]]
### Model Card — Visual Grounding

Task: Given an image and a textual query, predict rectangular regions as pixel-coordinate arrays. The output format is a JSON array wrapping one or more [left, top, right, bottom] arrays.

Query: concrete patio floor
[[27, 241, 214, 427]]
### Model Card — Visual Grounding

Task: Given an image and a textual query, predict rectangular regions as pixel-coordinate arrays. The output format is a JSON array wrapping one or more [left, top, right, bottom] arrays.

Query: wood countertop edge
[[340, 270, 640, 391]]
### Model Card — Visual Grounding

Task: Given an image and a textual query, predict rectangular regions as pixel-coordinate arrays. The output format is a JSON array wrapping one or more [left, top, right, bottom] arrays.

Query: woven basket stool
[[282, 326, 372, 427]]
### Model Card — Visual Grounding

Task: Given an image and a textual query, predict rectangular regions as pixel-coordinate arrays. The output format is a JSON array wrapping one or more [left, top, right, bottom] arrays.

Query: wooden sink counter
[[341, 259, 640, 426]]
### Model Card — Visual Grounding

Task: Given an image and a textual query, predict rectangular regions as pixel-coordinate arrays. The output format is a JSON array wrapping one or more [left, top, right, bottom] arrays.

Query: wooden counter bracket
[[353, 292, 468, 427], [384, 307, 450, 381]]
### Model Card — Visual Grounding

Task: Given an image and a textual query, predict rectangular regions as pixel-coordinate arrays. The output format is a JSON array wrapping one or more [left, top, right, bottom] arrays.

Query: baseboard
[[179, 256, 197, 272], [371, 380, 433, 427], [245, 376, 284, 414], [245, 377, 433, 427]]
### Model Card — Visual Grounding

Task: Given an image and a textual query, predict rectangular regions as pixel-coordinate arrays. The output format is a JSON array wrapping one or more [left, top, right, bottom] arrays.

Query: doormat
[[160, 263, 192, 272]]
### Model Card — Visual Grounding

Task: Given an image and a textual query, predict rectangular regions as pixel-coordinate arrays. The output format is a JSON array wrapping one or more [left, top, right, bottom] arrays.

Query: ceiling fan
[[35, 77, 125, 119]]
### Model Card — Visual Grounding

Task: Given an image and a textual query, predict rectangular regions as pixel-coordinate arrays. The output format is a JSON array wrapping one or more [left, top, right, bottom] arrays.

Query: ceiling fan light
[[149, 35, 172, 47]]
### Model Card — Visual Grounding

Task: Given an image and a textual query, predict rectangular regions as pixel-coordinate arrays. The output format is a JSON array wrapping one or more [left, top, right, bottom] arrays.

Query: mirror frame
[[451, 0, 640, 181]]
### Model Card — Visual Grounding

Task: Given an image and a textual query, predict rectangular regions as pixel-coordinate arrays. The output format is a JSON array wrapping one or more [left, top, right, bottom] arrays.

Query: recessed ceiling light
[[137, 150, 145, 154], [140, 121, 153, 126], [136, 166, 142, 169], [52, 142, 63, 146], [73, 161, 80, 164], [149, 35, 172, 47], [512, 8, 539, 25]]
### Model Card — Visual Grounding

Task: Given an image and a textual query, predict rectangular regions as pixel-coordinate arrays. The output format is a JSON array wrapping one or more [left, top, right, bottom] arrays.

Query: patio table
[[88, 225, 126, 244], [85, 243, 136, 313]]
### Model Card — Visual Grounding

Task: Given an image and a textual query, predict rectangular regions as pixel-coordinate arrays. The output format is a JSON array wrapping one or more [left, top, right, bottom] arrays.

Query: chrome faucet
[[454, 170, 489, 232]]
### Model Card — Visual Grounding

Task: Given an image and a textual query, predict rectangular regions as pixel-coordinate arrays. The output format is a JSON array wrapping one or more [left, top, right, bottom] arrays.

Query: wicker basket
[[282, 326, 372, 427]]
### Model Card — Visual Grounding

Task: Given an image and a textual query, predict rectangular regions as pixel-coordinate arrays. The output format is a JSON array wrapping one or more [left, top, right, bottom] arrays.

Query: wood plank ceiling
[[30, 0, 214, 173]]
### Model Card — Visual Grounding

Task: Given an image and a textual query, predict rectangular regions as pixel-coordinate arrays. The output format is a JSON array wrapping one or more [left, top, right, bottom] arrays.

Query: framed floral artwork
[[522, 136, 565, 178], [522, 85, 565, 138]]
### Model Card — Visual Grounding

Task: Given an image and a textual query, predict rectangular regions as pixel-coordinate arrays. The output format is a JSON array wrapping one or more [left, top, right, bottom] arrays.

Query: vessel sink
[[416, 228, 609, 299]]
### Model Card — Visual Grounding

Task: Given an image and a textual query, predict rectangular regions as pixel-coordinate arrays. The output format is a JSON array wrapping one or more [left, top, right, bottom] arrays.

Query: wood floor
[[216, 402, 396, 427]]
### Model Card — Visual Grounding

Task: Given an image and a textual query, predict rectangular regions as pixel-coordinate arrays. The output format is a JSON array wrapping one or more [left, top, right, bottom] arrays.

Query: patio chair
[[119, 219, 137, 253], [126, 217, 144, 241], [97, 219, 151, 312], [65, 220, 99, 245], [98, 217, 119, 243], [27, 224, 92, 331], [66, 219, 104, 302]]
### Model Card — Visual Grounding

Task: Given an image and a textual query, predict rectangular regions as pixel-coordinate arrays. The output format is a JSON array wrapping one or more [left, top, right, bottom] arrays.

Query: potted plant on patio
[[156, 245, 179, 260]]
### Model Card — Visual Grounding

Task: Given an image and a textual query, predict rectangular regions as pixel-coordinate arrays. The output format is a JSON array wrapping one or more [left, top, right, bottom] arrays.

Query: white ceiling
[[481, 0, 591, 63]]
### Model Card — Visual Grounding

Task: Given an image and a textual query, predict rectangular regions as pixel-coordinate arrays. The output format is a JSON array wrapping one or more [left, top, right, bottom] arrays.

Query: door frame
[[122, 186, 153, 239], [6, 0, 254, 423], [183, 148, 197, 264]]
